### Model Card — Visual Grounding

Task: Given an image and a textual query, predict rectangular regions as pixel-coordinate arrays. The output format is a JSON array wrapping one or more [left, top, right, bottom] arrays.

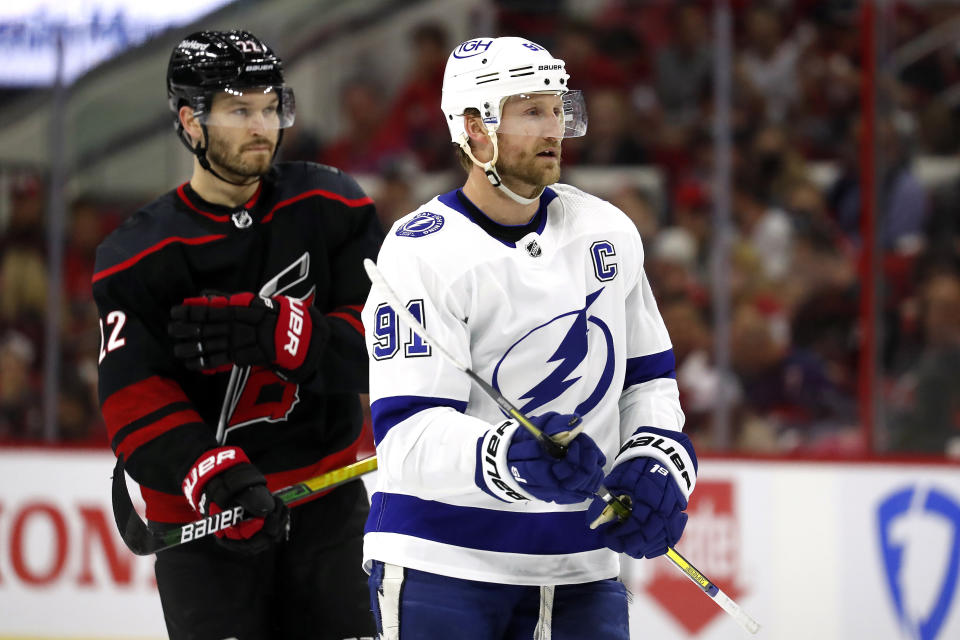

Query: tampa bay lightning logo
[[492, 288, 615, 416], [397, 212, 444, 238], [877, 485, 960, 640]]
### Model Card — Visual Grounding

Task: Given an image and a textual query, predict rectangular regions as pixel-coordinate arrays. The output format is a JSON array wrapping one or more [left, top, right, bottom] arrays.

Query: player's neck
[[462, 170, 540, 226], [190, 161, 261, 208]]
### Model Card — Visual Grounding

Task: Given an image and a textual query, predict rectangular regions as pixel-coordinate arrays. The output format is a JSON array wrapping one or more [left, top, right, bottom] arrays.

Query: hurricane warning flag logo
[[877, 486, 960, 640]]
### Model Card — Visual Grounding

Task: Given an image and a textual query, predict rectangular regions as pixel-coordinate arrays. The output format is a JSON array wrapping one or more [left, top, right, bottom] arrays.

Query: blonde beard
[[495, 150, 561, 197]]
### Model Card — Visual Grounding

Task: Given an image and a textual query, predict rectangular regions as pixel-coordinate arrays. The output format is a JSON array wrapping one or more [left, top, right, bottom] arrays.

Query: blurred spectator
[[318, 77, 407, 173], [1, 175, 45, 254], [661, 298, 741, 447], [0, 331, 41, 440], [389, 22, 451, 171], [277, 121, 323, 163], [609, 185, 660, 242], [733, 178, 793, 282], [888, 271, 960, 455], [0, 245, 49, 349], [730, 301, 854, 450], [655, 3, 712, 127], [736, 5, 813, 124], [829, 118, 929, 252], [373, 160, 419, 231], [574, 89, 648, 165], [553, 20, 627, 92], [743, 124, 808, 205]]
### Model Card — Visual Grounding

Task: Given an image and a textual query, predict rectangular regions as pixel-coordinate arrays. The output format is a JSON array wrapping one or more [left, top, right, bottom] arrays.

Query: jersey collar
[[176, 179, 265, 226], [438, 187, 556, 247]]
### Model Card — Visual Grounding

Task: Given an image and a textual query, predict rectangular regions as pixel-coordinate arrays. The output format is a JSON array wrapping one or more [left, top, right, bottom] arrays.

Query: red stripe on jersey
[[140, 435, 368, 523], [102, 376, 190, 434], [261, 189, 374, 223], [114, 409, 203, 460], [263, 437, 364, 499], [176, 184, 231, 222], [175, 182, 263, 220], [328, 305, 364, 335], [92, 234, 226, 283], [140, 486, 197, 523]]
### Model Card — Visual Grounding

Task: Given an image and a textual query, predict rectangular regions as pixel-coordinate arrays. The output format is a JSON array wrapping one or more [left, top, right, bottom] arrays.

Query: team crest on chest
[[397, 212, 445, 238], [492, 288, 615, 417]]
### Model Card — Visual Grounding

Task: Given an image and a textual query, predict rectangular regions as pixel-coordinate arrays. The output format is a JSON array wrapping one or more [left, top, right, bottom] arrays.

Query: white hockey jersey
[[362, 184, 684, 586]]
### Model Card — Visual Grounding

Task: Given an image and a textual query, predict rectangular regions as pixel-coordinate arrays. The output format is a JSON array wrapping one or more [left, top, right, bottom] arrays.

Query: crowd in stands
[[1, 1, 958, 456]]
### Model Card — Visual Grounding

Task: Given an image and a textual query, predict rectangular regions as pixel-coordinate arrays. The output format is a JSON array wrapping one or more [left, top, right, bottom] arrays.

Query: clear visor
[[491, 90, 587, 138], [194, 86, 296, 129]]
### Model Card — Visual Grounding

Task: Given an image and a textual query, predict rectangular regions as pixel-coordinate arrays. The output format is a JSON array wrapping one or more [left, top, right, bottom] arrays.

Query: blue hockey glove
[[586, 427, 697, 559], [475, 412, 606, 505]]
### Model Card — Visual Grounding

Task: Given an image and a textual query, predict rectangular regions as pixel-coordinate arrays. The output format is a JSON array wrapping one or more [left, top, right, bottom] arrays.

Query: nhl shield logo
[[397, 212, 444, 238]]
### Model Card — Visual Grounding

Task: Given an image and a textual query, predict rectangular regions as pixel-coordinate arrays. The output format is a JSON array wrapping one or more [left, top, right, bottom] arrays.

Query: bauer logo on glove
[[168, 291, 328, 382]]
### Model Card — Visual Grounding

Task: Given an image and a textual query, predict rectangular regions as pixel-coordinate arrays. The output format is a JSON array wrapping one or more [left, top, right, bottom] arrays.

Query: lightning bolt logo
[[510, 289, 604, 415]]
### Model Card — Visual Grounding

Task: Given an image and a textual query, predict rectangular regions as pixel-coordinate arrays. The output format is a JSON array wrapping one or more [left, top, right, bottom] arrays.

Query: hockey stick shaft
[[364, 259, 760, 633], [112, 455, 378, 555], [665, 547, 761, 634], [214, 365, 242, 444]]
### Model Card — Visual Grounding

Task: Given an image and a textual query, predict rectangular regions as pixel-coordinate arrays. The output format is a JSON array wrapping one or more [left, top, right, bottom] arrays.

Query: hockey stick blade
[[111, 455, 378, 556], [365, 259, 760, 632]]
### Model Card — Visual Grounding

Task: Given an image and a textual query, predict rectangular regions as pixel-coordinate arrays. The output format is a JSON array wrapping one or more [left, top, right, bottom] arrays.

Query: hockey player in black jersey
[[94, 30, 379, 640]]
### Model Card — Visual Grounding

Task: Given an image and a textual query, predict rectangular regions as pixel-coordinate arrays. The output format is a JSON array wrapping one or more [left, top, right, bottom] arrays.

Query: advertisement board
[[0, 449, 957, 639]]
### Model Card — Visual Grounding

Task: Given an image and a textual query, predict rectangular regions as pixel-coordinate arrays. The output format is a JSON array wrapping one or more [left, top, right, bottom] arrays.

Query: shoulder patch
[[397, 212, 444, 238]]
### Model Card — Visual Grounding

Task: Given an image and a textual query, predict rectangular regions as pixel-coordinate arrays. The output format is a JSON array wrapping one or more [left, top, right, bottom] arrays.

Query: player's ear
[[464, 114, 492, 157], [179, 105, 202, 146]]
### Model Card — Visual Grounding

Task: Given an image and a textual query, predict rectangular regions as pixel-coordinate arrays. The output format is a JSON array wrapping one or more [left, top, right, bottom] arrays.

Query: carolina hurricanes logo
[[221, 253, 314, 437], [492, 288, 615, 417]]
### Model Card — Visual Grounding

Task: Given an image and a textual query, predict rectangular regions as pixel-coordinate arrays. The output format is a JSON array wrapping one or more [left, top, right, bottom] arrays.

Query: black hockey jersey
[[93, 162, 382, 523]]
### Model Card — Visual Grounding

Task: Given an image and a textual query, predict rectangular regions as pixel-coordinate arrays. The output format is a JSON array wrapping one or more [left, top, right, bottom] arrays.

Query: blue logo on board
[[877, 485, 960, 640], [397, 212, 444, 238], [493, 288, 614, 417]]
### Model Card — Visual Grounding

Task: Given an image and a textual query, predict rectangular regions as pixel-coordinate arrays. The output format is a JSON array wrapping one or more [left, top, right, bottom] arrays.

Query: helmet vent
[[508, 65, 535, 77], [475, 72, 500, 85]]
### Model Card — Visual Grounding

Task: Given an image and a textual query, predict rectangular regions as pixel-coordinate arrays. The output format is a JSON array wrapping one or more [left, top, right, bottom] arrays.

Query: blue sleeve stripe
[[623, 348, 676, 389], [365, 492, 605, 555], [370, 395, 468, 445]]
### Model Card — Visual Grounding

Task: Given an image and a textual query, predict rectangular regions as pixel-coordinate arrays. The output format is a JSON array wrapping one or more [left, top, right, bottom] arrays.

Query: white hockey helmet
[[441, 37, 586, 144], [441, 37, 587, 204]]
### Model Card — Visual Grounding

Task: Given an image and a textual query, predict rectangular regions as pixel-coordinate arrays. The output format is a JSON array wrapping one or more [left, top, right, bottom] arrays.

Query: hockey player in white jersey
[[363, 36, 697, 639]]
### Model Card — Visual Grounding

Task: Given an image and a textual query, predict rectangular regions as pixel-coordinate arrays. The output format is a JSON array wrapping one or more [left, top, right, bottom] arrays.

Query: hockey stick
[[111, 455, 378, 556], [364, 258, 761, 635], [214, 365, 242, 444]]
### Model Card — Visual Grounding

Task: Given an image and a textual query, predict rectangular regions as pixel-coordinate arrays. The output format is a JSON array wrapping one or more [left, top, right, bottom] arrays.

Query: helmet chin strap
[[460, 130, 543, 206]]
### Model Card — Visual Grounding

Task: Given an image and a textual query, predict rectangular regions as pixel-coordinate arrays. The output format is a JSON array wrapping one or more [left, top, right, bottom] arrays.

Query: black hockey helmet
[[167, 30, 295, 183]]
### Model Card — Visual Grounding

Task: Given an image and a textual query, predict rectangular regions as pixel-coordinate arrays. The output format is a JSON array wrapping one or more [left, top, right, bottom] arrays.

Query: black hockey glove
[[586, 427, 697, 559], [182, 446, 289, 555], [169, 292, 327, 382]]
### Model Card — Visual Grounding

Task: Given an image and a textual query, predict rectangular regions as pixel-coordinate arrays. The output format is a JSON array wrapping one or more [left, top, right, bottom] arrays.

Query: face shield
[[490, 90, 587, 139], [192, 85, 296, 130]]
